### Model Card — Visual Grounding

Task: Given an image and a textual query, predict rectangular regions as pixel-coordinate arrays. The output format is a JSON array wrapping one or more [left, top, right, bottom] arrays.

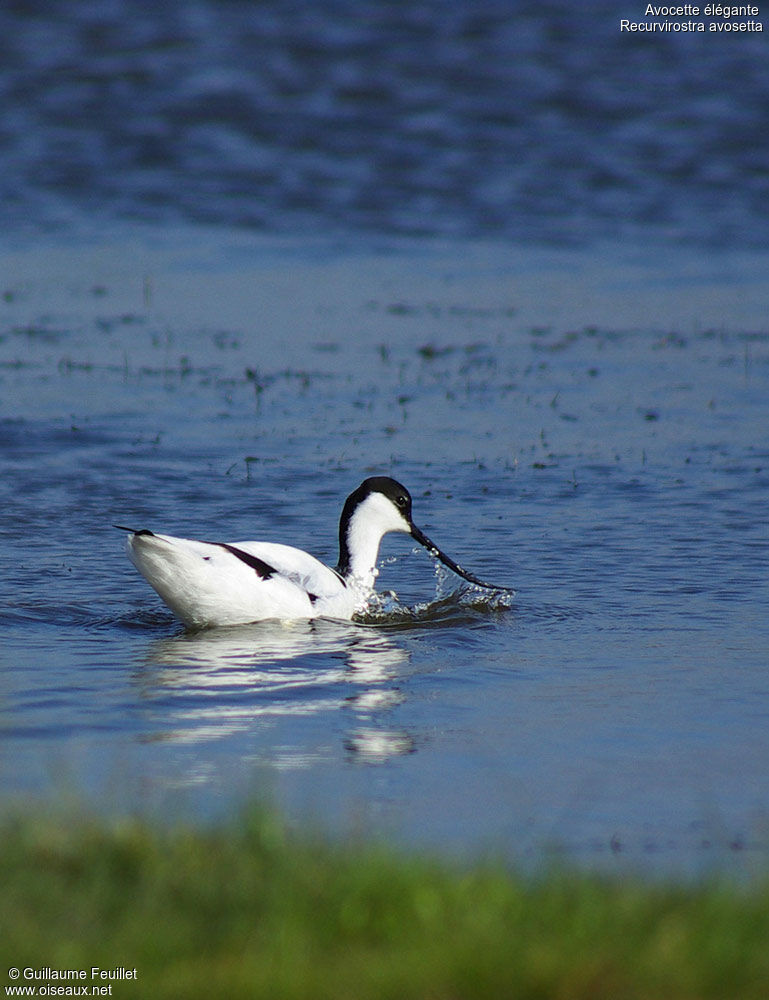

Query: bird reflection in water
[[131, 618, 413, 763]]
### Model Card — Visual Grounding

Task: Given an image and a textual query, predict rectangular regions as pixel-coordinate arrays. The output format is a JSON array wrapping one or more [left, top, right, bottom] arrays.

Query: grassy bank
[[1, 807, 767, 999]]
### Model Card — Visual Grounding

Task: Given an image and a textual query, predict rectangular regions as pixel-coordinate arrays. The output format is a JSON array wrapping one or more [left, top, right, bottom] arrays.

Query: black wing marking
[[117, 528, 278, 581], [218, 543, 277, 580]]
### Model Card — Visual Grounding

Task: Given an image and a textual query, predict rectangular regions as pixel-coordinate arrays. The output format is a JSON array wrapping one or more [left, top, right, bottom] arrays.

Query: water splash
[[356, 579, 515, 628]]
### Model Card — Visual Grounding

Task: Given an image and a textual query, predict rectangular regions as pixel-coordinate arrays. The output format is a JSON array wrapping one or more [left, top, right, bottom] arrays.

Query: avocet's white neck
[[337, 490, 412, 589]]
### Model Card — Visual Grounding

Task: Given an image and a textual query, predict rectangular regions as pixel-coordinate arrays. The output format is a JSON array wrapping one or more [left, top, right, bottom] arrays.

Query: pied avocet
[[117, 476, 510, 628]]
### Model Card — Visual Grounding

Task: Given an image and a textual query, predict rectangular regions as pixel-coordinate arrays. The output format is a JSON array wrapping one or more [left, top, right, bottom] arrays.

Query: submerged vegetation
[[1, 806, 768, 1000]]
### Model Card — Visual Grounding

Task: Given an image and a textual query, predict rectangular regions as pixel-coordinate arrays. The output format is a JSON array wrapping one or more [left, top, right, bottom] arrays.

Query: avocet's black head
[[340, 476, 412, 528], [337, 476, 512, 591]]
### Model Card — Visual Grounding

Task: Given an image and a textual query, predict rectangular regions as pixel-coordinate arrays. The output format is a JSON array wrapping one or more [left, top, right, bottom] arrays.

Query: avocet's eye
[[396, 495, 408, 509]]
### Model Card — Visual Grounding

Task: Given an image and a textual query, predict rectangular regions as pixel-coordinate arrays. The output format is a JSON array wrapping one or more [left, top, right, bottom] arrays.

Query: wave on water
[[0, 601, 165, 631]]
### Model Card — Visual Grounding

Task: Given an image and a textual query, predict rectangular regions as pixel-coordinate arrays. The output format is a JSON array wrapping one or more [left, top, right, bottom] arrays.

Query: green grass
[[1, 806, 768, 999]]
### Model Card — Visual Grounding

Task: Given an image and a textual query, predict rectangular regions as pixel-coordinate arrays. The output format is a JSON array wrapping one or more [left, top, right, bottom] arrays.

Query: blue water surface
[[1, 0, 768, 248], [1, 0, 769, 878]]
